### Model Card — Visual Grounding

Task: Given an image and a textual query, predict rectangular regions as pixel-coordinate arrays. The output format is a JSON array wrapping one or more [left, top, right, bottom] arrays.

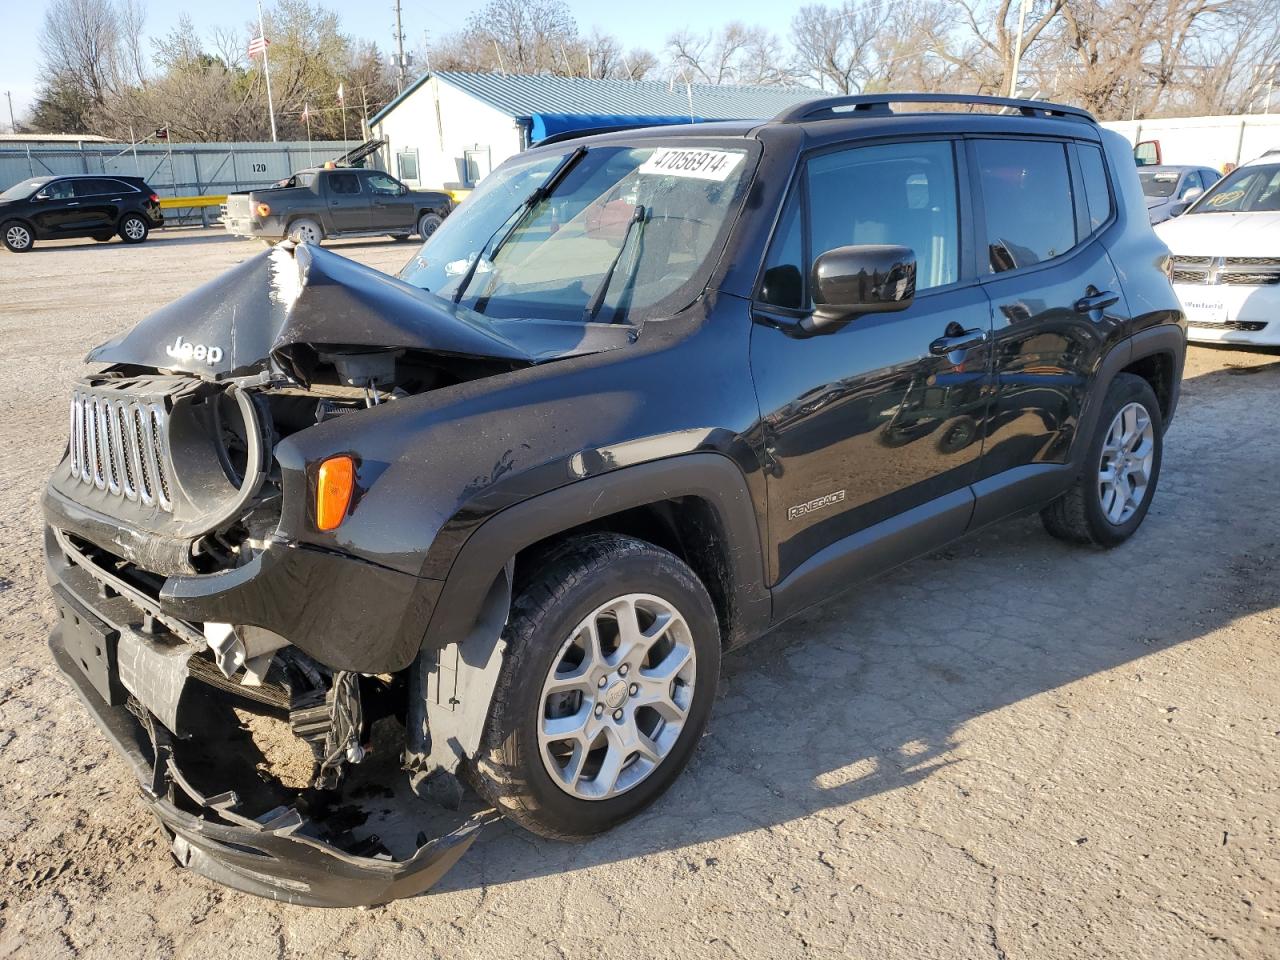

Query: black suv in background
[[0, 174, 164, 251], [42, 94, 1185, 906]]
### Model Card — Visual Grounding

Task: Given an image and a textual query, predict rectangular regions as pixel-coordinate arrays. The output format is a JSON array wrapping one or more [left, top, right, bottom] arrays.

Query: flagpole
[[338, 84, 348, 146], [305, 107, 313, 166], [257, 0, 278, 142]]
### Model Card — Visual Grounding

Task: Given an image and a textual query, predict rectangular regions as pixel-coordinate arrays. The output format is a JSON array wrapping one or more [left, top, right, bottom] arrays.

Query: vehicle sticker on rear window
[[639, 148, 744, 182]]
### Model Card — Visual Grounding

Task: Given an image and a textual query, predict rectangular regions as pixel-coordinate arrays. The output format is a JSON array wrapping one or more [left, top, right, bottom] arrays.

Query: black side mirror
[[1169, 201, 1192, 218], [802, 244, 916, 335]]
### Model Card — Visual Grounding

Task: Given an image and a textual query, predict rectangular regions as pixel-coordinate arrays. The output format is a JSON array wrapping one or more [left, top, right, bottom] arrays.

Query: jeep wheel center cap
[[603, 679, 629, 710]]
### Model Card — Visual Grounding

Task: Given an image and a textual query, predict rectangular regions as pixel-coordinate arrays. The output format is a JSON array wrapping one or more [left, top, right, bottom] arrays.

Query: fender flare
[[1075, 323, 1185, 465], [421, 452, 773, 652]]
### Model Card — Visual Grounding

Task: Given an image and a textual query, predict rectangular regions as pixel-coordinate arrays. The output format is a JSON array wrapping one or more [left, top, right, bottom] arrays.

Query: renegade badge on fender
[[43, 94, 1185, 907]]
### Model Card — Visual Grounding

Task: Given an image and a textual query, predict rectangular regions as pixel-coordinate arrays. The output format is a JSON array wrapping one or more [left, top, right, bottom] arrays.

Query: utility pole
[[257, 0, 278, 142], [1007, 0, 1031, 99], [393, 0, 407, 93], [4, 91, 15, 133]]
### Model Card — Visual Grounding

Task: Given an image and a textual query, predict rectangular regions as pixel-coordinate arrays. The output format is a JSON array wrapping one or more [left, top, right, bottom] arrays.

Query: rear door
[[362, 171, 415, 231], [323, 171, 368, 232], [71, 178, 128, 233], [749, 138, 993, 608], [968, 135, 1129, 525]]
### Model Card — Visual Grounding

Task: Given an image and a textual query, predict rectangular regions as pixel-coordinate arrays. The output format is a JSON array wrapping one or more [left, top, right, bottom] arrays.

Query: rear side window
[[974, 139, 1076, 273], [74, 179, 115, 197], [1076, 144, 1112, 233], [328, 173, 360, 195]]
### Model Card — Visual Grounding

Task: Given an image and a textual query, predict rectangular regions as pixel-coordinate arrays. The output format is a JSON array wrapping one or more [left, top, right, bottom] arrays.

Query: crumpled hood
[[88, 243, 630, 378], [1155, 210, 1280, 257]]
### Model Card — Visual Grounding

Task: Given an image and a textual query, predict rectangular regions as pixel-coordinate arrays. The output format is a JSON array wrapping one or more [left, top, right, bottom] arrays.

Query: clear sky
[[0, 0, 787, 126]]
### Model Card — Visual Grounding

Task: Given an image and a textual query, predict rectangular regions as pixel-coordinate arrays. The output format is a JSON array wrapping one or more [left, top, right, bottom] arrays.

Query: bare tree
[[667, 23, 793, 86], [37, 0, 124, 106]]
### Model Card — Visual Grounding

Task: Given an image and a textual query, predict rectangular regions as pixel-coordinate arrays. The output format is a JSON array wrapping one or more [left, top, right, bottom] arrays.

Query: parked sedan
[[1139, 165, 1220, 224], [0, 175, 164, 252]]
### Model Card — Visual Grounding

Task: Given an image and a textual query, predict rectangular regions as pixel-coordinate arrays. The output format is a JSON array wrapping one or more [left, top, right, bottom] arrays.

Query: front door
[[30, 179, 79, 236], [363, 171, 416, 232], [323, 171, 368, 232], [749, 139, 992, 613]]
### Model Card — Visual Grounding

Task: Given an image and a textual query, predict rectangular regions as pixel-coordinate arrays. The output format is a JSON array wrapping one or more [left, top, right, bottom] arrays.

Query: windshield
[[1188, 162, 1280, 214], [1, 178, 46, 201], [399, 142, 754, 323], [1138, 170, 1180, 199]]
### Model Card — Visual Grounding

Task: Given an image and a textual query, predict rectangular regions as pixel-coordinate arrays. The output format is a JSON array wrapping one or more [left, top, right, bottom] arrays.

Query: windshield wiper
[[583, 204, 647, 322], [452, 145, 588, 306]]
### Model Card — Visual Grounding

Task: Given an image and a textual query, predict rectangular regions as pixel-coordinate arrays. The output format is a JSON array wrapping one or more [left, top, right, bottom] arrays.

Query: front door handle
[[1074, 290, 1120, 314], [929, 327, 988, 356]]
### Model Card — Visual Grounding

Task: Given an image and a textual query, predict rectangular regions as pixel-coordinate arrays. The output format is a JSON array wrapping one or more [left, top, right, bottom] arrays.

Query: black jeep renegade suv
[[42, 94, 1185, 906]]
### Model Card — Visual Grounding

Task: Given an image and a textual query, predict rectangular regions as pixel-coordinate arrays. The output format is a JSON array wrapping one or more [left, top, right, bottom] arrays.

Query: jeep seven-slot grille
[[68, 389, 173, 511], [1170, 255, 1280, 285]]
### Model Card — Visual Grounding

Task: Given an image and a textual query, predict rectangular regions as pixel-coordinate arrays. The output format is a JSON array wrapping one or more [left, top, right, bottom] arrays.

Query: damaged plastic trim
[[48, 628, 497, 908]]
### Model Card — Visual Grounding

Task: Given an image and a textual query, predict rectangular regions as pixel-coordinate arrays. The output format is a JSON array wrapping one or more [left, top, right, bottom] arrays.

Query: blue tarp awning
[[528, 112, 710, 143]]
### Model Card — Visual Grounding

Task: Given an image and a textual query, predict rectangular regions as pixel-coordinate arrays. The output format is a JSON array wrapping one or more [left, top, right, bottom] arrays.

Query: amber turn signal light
[[315, 456, 354, 531], [256, 202, 271, 217]]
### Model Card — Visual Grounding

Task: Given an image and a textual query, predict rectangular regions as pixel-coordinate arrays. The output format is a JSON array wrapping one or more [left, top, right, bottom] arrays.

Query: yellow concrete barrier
[[158, 195, 227, 210]]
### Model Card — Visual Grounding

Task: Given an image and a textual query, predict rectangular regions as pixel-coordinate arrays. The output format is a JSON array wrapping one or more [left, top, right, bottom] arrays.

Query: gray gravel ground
[[0, 229, 1277, 960]]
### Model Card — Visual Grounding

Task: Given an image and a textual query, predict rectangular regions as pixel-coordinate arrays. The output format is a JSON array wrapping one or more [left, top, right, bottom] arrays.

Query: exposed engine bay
[[41, 241, 631, 905]]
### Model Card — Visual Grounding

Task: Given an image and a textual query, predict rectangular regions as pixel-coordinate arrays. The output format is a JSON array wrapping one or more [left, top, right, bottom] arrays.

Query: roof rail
[[774, 93, 1096, 124]]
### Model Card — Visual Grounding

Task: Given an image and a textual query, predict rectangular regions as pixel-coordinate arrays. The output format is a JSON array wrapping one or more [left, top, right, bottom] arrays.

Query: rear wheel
[[2, 221, 33, 252], [118, 213, 149, 243], [287, 218, 323, 245], [1041, 373, 1163, 547], [469, 533, 720, 840]]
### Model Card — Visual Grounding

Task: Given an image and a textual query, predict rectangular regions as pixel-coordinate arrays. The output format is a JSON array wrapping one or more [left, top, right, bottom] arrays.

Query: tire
[[1041, 372, 1163, 547], [118, 213, 149, 244], [417, 211, 443, 240], [2, 220, 34, 252], [469, 533, 720, 840], [286, 218, 324, 245]]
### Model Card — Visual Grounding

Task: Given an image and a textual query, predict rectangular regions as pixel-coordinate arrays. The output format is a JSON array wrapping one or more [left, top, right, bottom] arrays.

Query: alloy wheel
[[123, 217, 146, 240], [1097, 401, 1155, 525], [5, 224, 31, 250], [537, 593, 696, 800]]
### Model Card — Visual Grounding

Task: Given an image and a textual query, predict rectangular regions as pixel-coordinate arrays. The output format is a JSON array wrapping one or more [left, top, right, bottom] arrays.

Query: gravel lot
[[1, 228, 1277, 960]]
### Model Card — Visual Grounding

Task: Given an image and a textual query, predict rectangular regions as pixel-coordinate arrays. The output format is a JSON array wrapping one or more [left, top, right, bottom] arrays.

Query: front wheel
[[469, 533, 720, 840], [1041, 372, 1163, 547], [2, 221, 34, 252], [118, 213, 149, 243], [417, 211, 443, 240]]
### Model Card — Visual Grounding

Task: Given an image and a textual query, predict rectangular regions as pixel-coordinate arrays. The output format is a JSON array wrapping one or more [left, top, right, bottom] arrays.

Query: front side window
[[44, 180, 75, 200], [975, 139, 1077, 273], [808, 140, 959, 291], [399, 142, 755, 323], [1188, 163, 1280, 214], [365, 172, 403, 195]]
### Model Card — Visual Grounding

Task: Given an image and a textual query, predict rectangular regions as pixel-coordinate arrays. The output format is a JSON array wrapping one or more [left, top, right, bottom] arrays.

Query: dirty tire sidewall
[[471, 534, 721, 841], [3, 220, 33, 252], [118, 214, 149, 244], [1042, 372, 1164, 548]]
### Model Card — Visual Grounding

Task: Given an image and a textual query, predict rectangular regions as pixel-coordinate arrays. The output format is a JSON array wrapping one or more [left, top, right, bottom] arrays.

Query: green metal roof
[[369, 71, 816, 128]]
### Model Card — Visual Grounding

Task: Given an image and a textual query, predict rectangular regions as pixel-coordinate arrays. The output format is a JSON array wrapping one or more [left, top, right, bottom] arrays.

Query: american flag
[[248, 35, 269, 58]]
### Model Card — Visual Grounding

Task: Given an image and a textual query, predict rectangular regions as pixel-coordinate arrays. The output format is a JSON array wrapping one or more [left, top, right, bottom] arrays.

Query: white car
[[1155, 152, 1280, 347]]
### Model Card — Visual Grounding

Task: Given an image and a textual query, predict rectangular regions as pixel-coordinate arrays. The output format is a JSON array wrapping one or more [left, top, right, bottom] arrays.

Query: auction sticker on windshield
[[639, 148, 744, 181]]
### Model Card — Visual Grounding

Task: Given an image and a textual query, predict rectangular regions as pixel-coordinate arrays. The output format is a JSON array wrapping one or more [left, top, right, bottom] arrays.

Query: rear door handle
[[1074, 290, 1120, 313], [929, 327, 988, 356]]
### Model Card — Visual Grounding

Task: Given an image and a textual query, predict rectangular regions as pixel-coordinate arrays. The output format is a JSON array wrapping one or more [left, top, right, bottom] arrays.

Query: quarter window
[[974, 139, 1076, 273], [759, 190, 804, 309], [1076, 144, 1112, 233]]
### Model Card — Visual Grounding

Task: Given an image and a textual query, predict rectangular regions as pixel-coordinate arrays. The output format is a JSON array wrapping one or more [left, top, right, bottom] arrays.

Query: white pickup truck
[[222, 167, 452, 245]]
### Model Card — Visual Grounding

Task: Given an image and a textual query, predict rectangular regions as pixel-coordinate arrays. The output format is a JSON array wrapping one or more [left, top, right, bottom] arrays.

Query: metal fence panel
[[0, 141, 366, 225]]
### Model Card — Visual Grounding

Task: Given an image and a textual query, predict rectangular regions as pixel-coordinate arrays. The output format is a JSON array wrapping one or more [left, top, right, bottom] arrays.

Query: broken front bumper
[[44, 529, 495, 908]]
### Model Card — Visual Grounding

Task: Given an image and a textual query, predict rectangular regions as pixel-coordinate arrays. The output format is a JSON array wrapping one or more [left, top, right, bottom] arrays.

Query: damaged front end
[[41, 242, 617, 905]]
